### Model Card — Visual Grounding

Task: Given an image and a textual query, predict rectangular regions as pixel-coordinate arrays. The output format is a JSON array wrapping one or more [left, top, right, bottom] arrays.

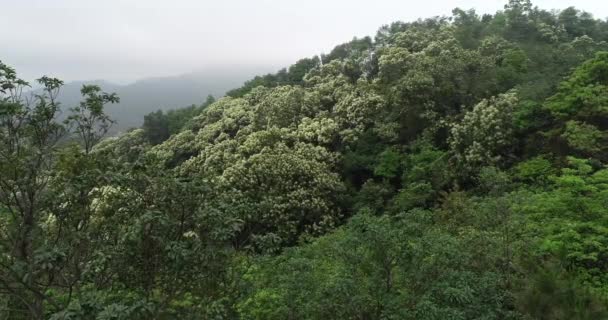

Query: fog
[[1, 0, 607, 84]]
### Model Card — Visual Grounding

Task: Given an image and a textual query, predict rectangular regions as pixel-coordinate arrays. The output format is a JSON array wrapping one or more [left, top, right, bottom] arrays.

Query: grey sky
[[1, 0, 607, 84]]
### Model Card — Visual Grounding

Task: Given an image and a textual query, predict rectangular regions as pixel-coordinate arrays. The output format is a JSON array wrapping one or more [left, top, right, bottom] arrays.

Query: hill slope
[[3, 1, 608, 319]]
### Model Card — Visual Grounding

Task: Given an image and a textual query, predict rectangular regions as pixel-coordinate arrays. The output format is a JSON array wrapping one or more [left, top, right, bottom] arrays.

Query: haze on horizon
[[2, 0, 607, 85]]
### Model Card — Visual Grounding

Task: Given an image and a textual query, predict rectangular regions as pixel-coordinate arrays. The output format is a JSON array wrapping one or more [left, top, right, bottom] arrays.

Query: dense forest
[[2, 1, 608, 318]]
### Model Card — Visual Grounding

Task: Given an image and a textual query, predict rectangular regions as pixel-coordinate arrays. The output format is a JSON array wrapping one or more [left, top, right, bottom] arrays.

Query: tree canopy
[[2, 1, 608, 318]]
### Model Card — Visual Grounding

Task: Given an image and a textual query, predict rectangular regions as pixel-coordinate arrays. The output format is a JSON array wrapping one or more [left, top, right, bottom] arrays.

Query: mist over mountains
[[48, 66, 272, 132]]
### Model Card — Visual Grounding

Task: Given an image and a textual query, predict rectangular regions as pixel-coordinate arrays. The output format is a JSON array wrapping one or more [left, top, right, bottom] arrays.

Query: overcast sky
[[1, 0, 607, 84]]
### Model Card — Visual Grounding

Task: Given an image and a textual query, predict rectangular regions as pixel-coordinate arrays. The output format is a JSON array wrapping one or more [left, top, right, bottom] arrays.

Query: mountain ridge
[[39, 67, 277, 133]]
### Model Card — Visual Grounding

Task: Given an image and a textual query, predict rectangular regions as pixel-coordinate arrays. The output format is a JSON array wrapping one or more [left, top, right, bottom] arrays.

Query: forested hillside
[[2, 1, 608, 319]]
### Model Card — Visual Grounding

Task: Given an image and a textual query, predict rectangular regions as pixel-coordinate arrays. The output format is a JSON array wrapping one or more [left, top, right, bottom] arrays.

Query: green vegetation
[[2, 1, 608, 318], [142, 95, 216, 145]]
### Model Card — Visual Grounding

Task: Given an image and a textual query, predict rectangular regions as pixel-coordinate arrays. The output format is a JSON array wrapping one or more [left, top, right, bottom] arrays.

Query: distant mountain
[[47, 67, 272, 133]]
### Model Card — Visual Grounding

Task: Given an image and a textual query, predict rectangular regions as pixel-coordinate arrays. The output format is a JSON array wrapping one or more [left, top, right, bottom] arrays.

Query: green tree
[[0, 63, 65, 319], [545, 51, 608, 159], [0, 62, 118, 319], [142, 110, 170, 144], [65, 85, 119, 154], [449, 91, 518, 176]]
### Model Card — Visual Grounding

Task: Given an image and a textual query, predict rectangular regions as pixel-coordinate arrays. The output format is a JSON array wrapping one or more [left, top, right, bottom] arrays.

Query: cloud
[[1, 0, 606, 83]]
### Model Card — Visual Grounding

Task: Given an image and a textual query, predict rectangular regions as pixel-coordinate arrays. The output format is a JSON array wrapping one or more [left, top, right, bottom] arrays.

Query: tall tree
[[0, 62, 117, 319]]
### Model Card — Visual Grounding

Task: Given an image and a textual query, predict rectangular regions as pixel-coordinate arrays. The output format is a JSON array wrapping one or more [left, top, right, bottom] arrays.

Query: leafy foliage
[[3, 1, 608, 318]]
